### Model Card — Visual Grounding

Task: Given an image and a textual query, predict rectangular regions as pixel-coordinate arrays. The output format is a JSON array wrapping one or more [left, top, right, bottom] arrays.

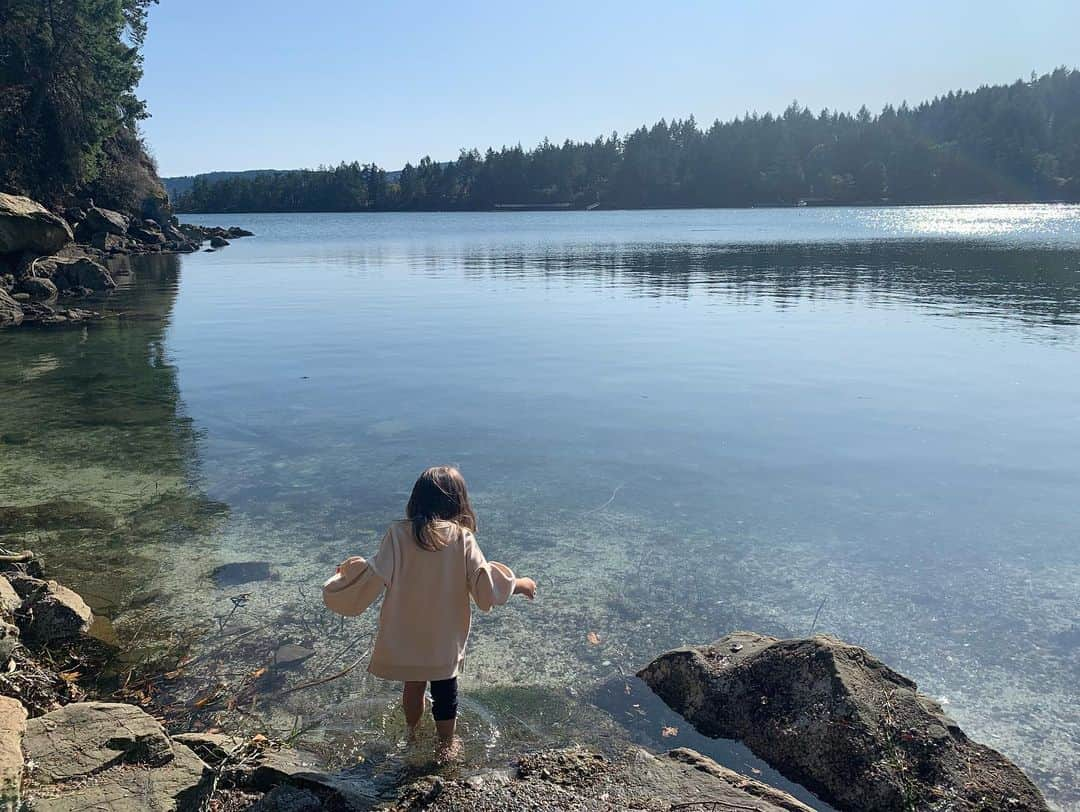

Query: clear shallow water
[[2, 206, 1079, 808]]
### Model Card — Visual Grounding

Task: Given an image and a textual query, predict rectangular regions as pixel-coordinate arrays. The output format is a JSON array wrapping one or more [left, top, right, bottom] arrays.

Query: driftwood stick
[[0, 550, 35, 564], [275, 649, 370, 698]]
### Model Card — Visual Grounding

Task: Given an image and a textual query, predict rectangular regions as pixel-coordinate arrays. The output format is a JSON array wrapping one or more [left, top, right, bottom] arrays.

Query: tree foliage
[[0, 0, 158, 206], [175, 68, 1080, 213]]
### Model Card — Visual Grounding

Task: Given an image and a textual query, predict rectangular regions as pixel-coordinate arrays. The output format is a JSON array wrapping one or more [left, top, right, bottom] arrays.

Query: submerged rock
[[0, 192, 73, 255], [389, 746, 813, 811], [638, 632, 1049, 812], [212, 560, 273, 586], [251, 785, 322, 811]]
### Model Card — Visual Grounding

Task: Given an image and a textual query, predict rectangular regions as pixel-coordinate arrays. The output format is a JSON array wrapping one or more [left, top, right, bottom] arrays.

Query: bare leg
[[402, 681, 425, 730]]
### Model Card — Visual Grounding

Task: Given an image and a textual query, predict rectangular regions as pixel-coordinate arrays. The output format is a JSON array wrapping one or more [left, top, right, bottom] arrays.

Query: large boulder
[[24, 702, 173, 782], [37, 256, 116, 291], [16, 275, 58, 301], [83, 205, 129, 236], [0, 697, 27, 810], [0, 192, 73, 255], [20, 579, 93, 643], [22, 702, 211, 811], [639, 632, 1049, 812], [389, 746, 813, 811]]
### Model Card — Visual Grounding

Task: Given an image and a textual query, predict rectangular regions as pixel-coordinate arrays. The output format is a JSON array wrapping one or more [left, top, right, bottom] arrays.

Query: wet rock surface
[[639, 632, 1049, 812], [387, 746, 813, 811]]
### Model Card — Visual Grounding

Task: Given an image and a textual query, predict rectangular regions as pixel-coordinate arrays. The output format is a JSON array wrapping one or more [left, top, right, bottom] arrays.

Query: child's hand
[[514, 577, 537, 600]]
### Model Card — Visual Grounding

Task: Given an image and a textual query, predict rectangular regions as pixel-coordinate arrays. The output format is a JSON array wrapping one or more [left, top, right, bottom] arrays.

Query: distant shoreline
[[175, 199, 1080, 216]]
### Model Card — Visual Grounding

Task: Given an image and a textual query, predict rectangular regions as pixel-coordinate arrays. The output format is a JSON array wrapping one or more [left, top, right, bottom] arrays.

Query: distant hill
[[164, 168, 404, 203], [172, 68, 1080, 213]]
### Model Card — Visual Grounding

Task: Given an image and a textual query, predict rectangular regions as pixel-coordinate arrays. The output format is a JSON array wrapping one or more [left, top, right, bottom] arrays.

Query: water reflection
[[2, 209, 1079, 807]]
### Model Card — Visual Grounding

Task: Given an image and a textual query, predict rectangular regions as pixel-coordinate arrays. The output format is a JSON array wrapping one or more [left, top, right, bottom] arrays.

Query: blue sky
[[139, 1, 1080, 177]]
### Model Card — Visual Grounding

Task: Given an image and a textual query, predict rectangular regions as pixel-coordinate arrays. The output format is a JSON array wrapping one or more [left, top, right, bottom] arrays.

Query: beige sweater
[[323, 520, 516, 681]]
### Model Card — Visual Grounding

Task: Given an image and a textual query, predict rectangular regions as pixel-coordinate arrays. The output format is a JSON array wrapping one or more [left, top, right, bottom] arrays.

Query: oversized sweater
[[323, 519, 516, 681]]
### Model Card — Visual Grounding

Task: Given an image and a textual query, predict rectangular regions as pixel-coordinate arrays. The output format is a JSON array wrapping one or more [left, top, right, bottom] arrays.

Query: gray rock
[[0, 289, 23, 328], [130, 223, 165, 245], [11, 291, 30, 303], [639, 632, 1049, 812], [90, 231, 126, 252], [41, 256, 117, 291], [0, 622, 18, 663], [210, 236, 230, 248], [23, 702, 174, 783], [250, 785, 323, 812], [389, 746, 813, 811], [0, 273, 13, 292], [0, 192, 74, 254], [83, 206, 129, 236], [0, 696, 27, 810], [22, 579, 94, 643], [0, 577, 20, 615], [4, 572, 46, 599], [24, 742, 211, 811], [16, 275, 58, 301]]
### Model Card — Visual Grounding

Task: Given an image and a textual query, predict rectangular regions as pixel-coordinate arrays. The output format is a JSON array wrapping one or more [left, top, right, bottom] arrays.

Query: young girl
[[323, 466, 536, 751]]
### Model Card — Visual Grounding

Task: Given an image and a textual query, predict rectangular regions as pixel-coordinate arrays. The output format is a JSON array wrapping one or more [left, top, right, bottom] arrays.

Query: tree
[[0, 0, 159, 206]]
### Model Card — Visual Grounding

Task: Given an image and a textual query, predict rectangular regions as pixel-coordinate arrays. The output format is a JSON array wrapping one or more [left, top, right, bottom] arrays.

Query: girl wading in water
[[323, 466, 536, 756]]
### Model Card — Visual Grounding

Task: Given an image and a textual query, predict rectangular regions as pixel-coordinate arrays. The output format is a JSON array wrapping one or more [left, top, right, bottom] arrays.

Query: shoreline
[[0, 553, 1051, 810], [173, 199, 1080, 216]]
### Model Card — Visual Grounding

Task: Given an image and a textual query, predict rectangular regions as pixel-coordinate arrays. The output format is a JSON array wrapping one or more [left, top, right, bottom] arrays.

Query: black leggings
[[428, 677, 458, 721]]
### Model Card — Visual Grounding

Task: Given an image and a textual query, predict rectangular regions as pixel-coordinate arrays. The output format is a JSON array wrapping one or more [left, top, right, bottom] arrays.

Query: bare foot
[[435, 735, 463, 764]]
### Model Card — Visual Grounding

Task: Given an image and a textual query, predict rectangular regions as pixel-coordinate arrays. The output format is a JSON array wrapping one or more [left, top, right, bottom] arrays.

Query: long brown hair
[[406, 466, 478, 550]]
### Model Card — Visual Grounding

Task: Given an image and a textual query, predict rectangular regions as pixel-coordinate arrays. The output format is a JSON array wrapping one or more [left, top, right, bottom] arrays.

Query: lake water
[[2, 206, 1078, 808]]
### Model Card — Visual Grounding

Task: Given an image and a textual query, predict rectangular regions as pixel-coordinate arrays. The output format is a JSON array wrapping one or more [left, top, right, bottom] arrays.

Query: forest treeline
[[0, 0, 166, 215], [174, 68, 1080, 213]]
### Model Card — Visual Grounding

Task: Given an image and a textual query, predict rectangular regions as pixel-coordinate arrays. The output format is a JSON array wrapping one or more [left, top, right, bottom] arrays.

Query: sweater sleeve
[[464, 530, 516, 612], [322, 529, 395, 616]]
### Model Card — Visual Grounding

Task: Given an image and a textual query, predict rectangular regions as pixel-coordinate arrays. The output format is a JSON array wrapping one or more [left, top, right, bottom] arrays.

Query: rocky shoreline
[[0, 191, 252, 330], [0, 548, 1051, 811]]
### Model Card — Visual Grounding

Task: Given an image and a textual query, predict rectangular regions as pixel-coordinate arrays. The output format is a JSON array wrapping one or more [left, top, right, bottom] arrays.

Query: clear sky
[[139, 0, 1080, 178]]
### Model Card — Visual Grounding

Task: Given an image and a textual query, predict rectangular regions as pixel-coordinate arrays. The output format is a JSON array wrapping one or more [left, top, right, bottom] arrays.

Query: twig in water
[[582, 483, 625, 516], [275, 649, 371, 698], [0, 550, 35, 564], [809, 596, 827, 635]]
